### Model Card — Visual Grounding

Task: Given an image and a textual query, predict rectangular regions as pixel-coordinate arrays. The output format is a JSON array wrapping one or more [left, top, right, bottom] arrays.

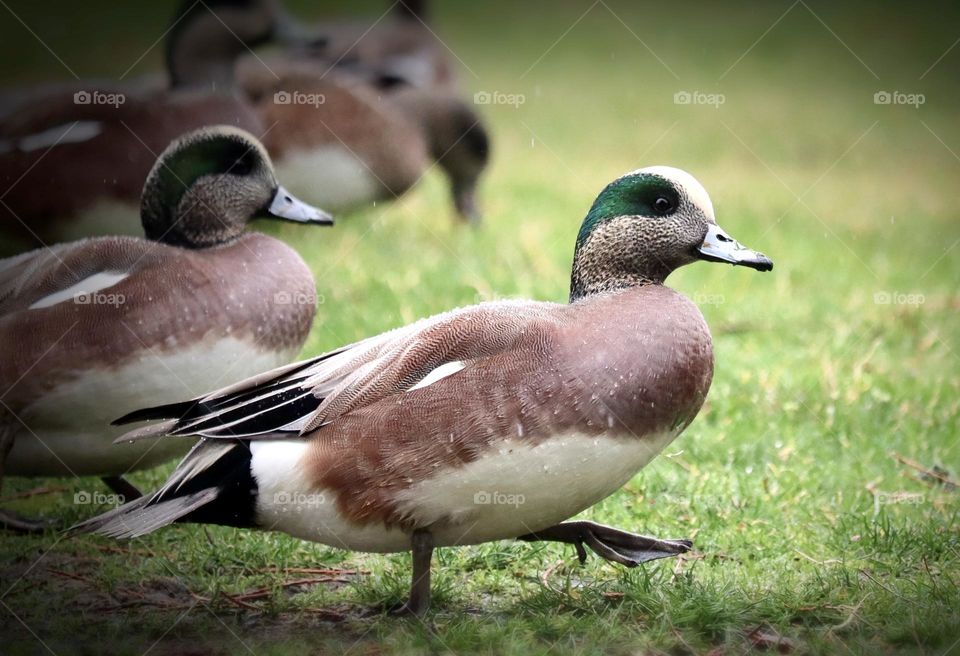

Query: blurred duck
[[0, 126, 332, 531], [238, 60, 490, 221], [287, 0, 458, 92], [76, 167, 772, 613], [0, 0, 297, 251]]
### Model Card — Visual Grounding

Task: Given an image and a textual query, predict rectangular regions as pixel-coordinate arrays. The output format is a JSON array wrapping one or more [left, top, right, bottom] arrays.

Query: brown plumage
[[77, 166, 772, 614], [235, 56, 490, 220], [0, 126, 331, 531], [0, 0, 288, 252]]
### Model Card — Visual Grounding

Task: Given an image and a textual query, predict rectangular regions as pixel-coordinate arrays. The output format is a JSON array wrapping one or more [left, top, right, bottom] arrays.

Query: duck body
[[241, 70, 428, 210], [80, 165, 770, 612], [1, 233, 315, 476], [251, 286, 712, 552], [0, 125, 332, 532], [236, 58, 488, 219], [0, 0, 302, 252], [0, 91, 262, 246]]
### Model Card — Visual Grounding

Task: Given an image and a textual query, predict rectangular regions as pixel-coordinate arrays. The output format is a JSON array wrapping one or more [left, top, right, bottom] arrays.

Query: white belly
[[275, 147, 382, 210], [252, 432, 678, 553], [6, 338, 297, 476]]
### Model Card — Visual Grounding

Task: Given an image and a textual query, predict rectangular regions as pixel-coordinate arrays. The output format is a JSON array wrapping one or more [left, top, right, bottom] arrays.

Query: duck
[[0, 0, 300, 252], [75, 166, 772, 614], [237, 61, 490, 221], [0, 126, 332, 532], [288, 0, 458, 92]]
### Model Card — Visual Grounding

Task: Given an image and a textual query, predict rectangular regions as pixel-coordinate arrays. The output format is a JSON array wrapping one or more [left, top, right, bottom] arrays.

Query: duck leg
[[395, 528, 434, 616], [518, 521, 691, 566], [0, 421, 52, 533], [100, 476, 143, 501]]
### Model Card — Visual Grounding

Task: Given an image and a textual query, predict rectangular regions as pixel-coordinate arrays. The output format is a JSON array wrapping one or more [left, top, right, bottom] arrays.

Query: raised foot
[[0, 508, 55, 533], [518, 520, 692, 567]]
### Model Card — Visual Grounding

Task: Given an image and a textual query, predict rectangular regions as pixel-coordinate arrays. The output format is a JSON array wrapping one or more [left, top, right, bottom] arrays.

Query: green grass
[[2, 1, 959, 654]]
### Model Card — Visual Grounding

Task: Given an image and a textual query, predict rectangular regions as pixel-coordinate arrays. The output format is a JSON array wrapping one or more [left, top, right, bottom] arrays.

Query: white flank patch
[[249, 431, 679, 554], [408, 361, 466, 391], [29, 271, 129, 309], [6, 338, 299, 476], [396, 432, 679, 548], [274, 147, 380, 210], [251, 439, 413, 552], [12, 121, 103, 153]]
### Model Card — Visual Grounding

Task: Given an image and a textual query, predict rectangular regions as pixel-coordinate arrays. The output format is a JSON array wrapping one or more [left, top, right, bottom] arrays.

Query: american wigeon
[[238, 61, 489, 220], [77, 167, 772, 614], [0, 0, 295, 251], [292, 0, 457, 92], [0, 126, 332, 531]]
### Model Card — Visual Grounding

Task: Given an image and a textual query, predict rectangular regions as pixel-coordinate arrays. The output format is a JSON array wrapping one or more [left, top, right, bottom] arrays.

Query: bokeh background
[[1, 1, 958, 654]]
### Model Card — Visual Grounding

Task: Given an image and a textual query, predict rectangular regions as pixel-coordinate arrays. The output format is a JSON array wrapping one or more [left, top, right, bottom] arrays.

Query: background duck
[[0, 126, 332, 531], [77, 166, 772, 614], [0, 0, 299, 253], [238, 61, 490, 221], [290, 0, 458, 92]]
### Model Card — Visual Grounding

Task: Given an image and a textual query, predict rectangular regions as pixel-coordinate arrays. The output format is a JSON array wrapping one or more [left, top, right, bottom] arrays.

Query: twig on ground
[[0, 485, 69, 502]]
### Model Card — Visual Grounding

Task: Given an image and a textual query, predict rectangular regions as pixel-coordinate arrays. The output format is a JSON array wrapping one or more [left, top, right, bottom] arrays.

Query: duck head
[[141, 125, 332, 248], [165, 0, 284, 89], [570, 166, 772, 301], [389, 88, 491, 222]]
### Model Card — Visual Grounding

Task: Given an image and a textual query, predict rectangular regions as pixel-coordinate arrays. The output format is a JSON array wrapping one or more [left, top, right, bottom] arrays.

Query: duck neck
[[569, 267, 665, 303], [568, 217, 672, 303]]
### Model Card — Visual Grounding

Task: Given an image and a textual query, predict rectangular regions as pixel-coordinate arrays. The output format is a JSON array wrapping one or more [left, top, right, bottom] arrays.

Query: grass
[[1, 0, 959, 653]]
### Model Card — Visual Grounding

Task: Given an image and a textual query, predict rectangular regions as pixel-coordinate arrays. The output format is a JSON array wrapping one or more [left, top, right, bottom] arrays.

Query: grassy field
[[1, 1, 959, 654]]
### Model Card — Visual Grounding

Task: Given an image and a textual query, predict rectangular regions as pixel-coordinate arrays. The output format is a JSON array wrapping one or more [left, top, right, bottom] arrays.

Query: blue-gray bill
[[697, 223, 773, 271], [266, 186, 334, 225]]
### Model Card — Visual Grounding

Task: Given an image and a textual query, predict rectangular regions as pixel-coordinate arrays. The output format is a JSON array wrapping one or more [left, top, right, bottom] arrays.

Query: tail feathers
[[69, 439, 258, 540], [113, 399, 205, 426], [71, 488, 220, 539]]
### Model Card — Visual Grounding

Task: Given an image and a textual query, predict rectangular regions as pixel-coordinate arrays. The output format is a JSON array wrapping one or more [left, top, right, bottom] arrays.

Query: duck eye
[[653, 196, 673, 214]]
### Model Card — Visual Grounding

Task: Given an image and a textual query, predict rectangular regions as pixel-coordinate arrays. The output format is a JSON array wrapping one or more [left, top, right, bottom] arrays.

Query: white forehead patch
[[620, 165, 715, 221]]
